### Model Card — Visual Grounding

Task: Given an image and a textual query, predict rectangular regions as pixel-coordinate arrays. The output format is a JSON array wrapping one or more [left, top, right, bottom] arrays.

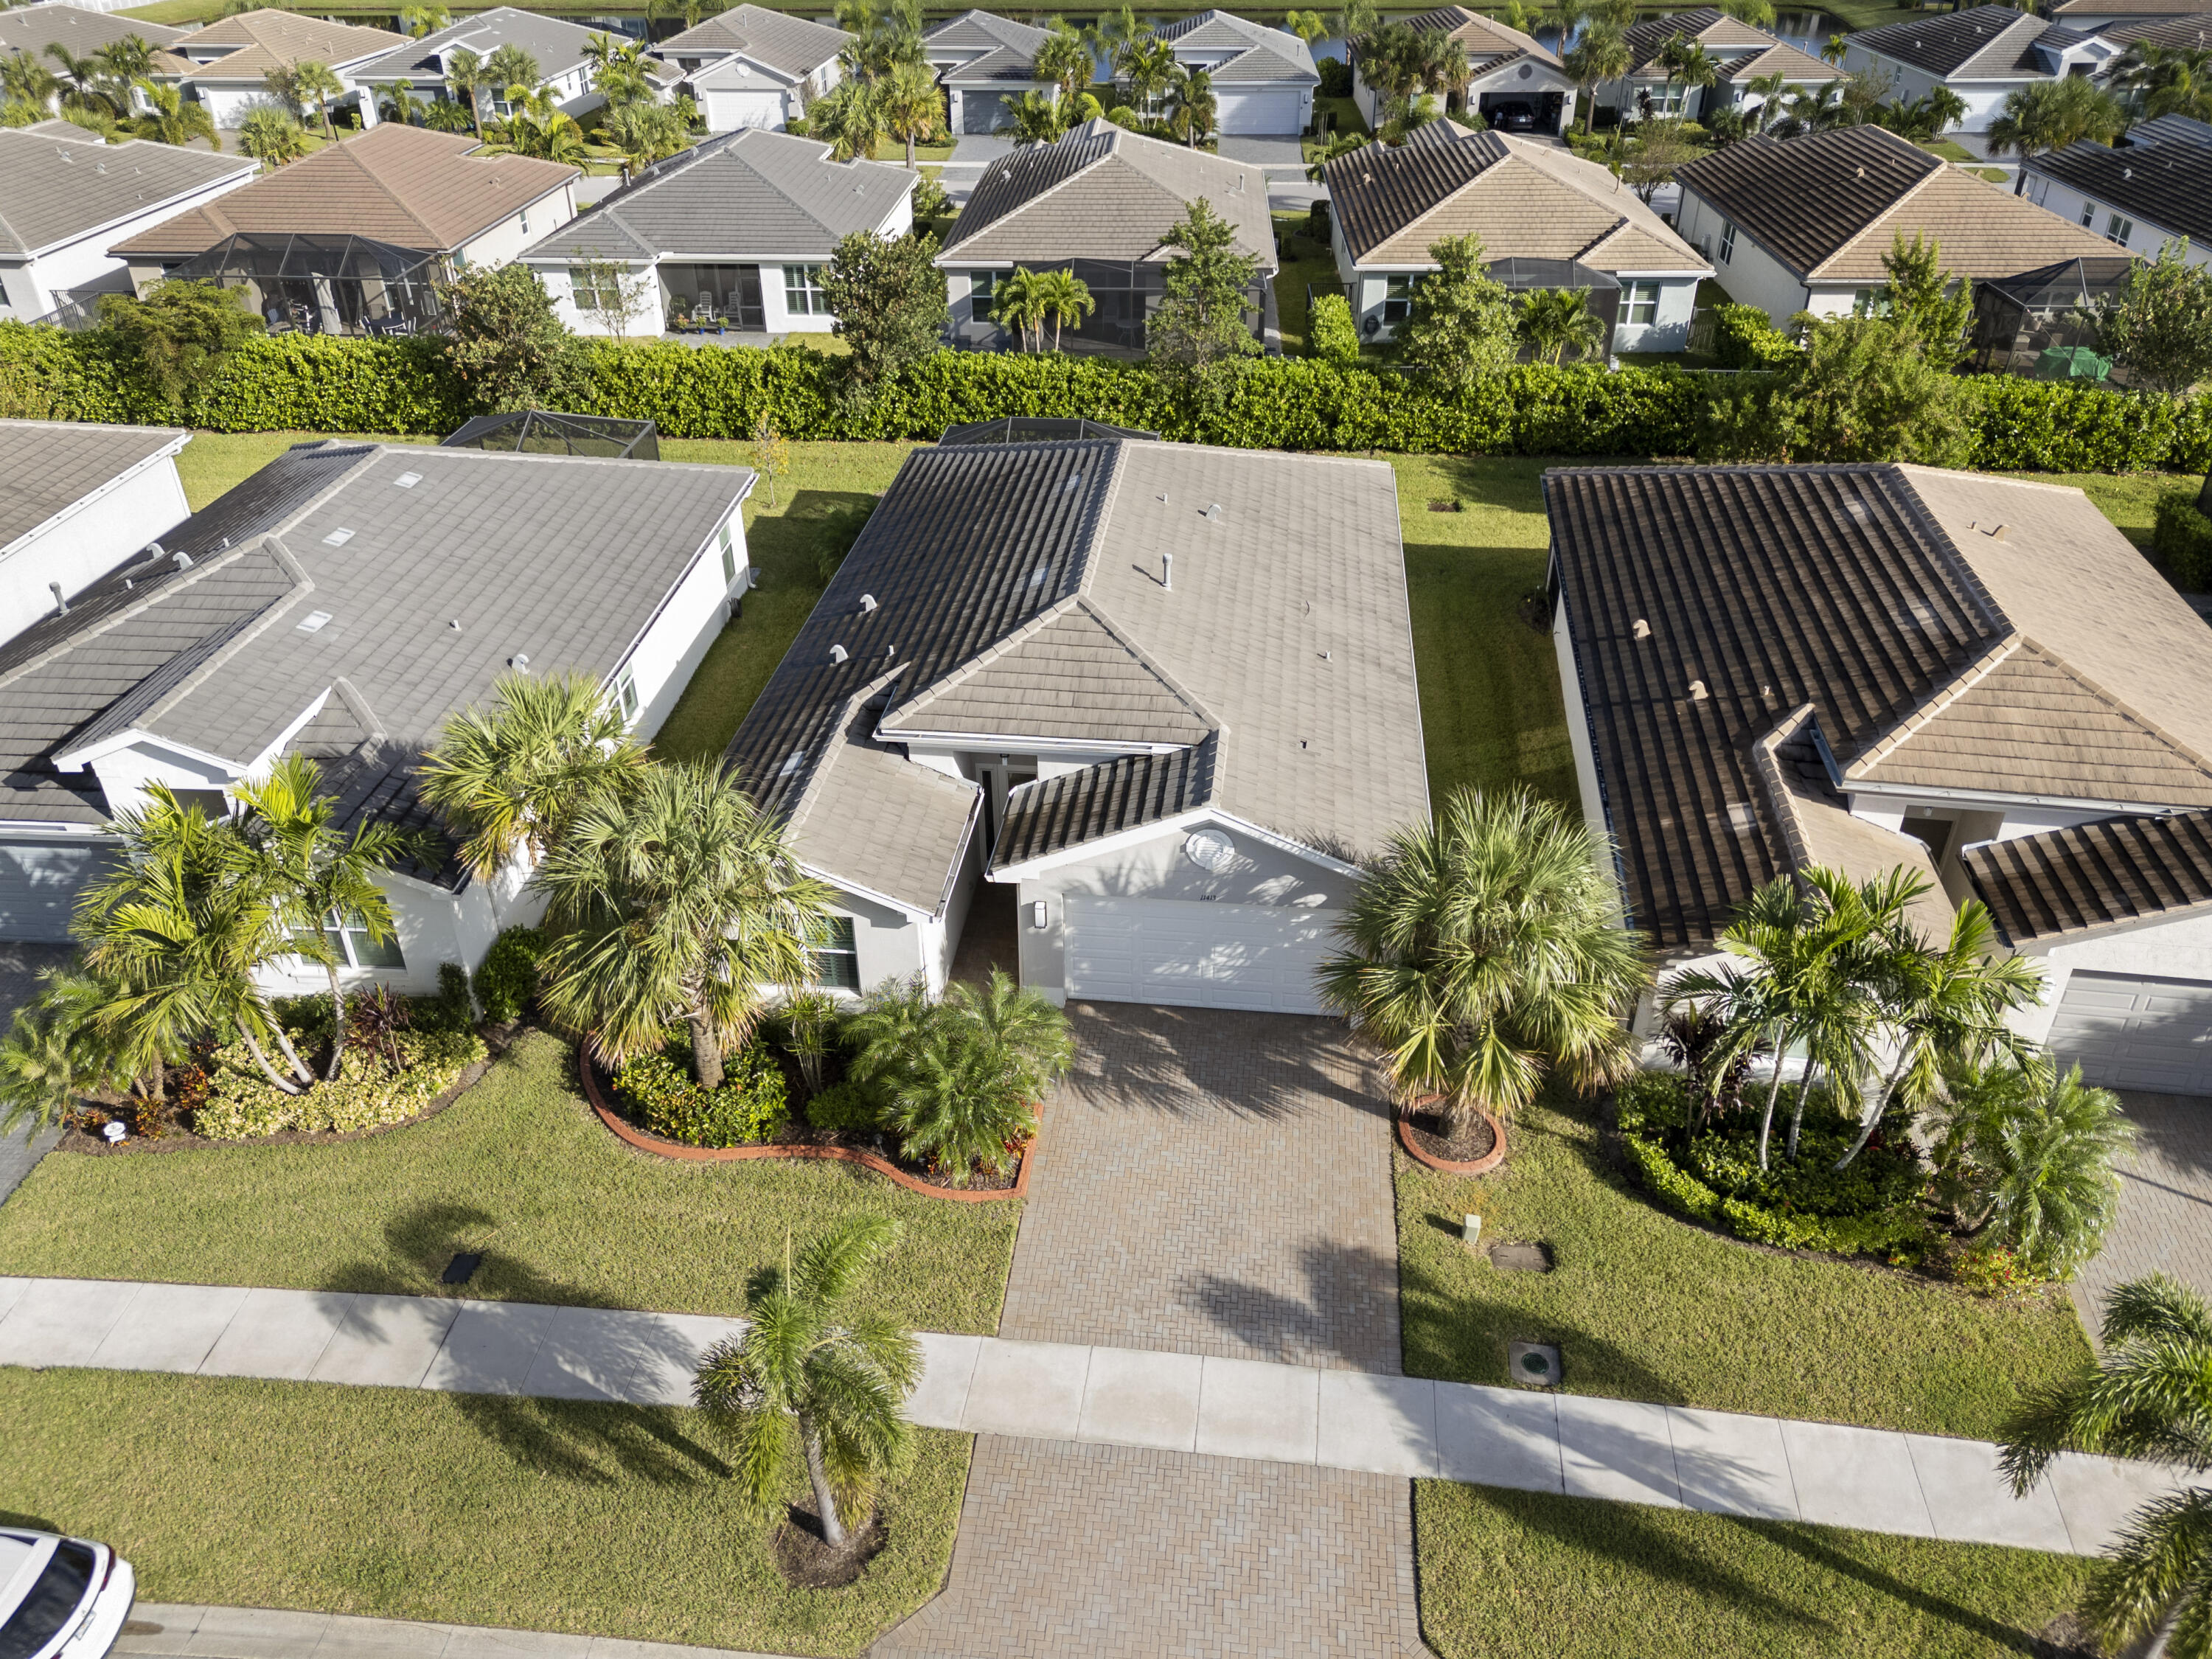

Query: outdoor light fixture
[[1032, 900, 1048, 929], [102, 1121, 127, 1144]]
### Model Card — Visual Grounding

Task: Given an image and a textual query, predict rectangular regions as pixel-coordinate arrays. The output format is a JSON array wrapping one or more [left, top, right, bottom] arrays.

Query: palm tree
[[1283, 10, 1329, 45], [2114, 40, 2212, 123], [0, 969, 123, 1141], [1318, 787, 1649, 1132], [1033, 268, 1094, 349], [378, 78, 427, 128], [1006, 88, 1065, 145], [602, 98, 690, 174], [238, 106, 309, 164], [1166, 64, 1216, 145], [535, 759, 830, 1091], [286, 59, 344, 138], [498, 100, 587, 163], [1121, 35, 1177, 121], [1655, 35, 1718, 121], [230, 756, 415, 1081], [1088, 3, 1141, 72], [874, 55, 942, 166], [1305, 127, 1368, 180], [1563, 25, 1627, 135], [443, 45, 489, 139], [1034, 24, 1093, 103], [1516, 287, 1607, 363], [1745, 68, 1790, 133], [418, 669, 650, 882], [992, 265, 1050, 349], [398, 4, 451, 38], [2, 49, 61, 114], [693, 1217, 921, 1551], [1987, 75, 2125, 193], [1933, 1059, 2132, 1276], [485, 42, 540, 116], [131, 80, 218, 148], [94, 34, 156, 84], [1821, 31, 1849, 66], [44, 44, 125, 119], [810, 79, 887, 161]]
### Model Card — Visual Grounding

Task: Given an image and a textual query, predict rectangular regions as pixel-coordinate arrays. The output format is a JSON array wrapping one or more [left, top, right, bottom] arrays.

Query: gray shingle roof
[[0, 420, 187, 557], [351, 6, 616, 83], [522, 127, 913, 262], [923, 10, 1050, 58], [1966, 808, 2212, 945], [942, 44, 1050, 84], [939, 118, 1276, 270], [2031, 116, 2212, 244], [0, 4, 186, 59], [656, 3, 849, 74], [1850, 4, 2056, 77], [0, 129, 255, 258], [726, 437, 1425, 911], [1152, 9, 1319, 85]]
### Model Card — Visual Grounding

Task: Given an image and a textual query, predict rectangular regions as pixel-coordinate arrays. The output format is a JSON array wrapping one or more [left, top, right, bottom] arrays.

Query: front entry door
[[977, 756, 1037, 852]]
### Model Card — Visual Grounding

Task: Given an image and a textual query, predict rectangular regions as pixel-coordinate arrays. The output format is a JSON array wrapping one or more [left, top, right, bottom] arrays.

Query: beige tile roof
[[1399, 5, 1562, 69], [0, 420, 187, 554], [0, 3, 184, 58], [165, 7, 403, 81], [1813, 160, 2121, 280], [111, 123, 574, 258]]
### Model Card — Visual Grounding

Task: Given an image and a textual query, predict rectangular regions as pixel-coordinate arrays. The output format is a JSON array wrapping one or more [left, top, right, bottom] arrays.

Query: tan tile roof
[[1398, 4, 1562, 69], [167, 8, 404, 81], [0, 3, 185, 58], [1814, 160, 2121, 279], [111, 123, 574, 258]]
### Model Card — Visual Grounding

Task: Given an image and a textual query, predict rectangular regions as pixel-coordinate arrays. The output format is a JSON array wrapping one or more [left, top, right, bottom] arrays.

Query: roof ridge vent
[[830, 643, 849, 662]]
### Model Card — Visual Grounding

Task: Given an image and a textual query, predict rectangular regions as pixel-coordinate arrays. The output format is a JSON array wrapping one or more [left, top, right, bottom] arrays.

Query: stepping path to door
[[0, 1272, 2170, 1559]]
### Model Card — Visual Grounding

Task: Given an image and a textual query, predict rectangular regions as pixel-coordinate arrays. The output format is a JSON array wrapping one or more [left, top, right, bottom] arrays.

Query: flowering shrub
[[1947, 1242, 2046, 1298], [192, 1028, 484, 1140], [611, 1037, 788, 1148]]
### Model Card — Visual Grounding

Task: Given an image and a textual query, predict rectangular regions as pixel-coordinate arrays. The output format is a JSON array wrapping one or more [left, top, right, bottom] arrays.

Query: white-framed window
[[2080, 201, 2096, 228], [810, 914, 860, 990], [719, 521, 740, 586], [784, 264, 828, 316], [970, 269, 999, 319], [1382, 274, 1415, 323], [1624, 281, 1662, 326], [613, 666, 639, 724], [1718, 222, 1736, 265], [520, 207, 530, 234], [2106, 213, 2135, 246], [314, 908, 406, 970]]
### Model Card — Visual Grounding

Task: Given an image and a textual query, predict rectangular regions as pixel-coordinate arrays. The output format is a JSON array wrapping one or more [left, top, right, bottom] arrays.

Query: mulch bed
[[773, 1507, 888, 1589], [1404, 1107, 1498, 1166]]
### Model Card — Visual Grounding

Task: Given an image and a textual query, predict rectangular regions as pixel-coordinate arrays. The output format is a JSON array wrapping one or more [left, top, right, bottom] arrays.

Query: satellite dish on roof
[[1184, 829, 1237, 874]]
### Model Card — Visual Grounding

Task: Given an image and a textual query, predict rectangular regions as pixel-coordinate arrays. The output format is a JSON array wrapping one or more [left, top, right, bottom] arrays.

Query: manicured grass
[[1415, 1481, 2092, 1659], [1396, 1094, 2090, 1439], [175, 429, 397, 509], [0, 1032, 1020, 1333], [1270, 212, 1339, 360], [0, 1367, 967, 1658]]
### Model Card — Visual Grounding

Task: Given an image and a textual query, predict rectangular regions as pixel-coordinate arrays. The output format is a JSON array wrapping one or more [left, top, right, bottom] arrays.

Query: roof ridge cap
[[1071, 592, 1223, 730], [128, 537, 317, 738], [1843, 630, 2023, 775], [1750, 701, 1820, 871]]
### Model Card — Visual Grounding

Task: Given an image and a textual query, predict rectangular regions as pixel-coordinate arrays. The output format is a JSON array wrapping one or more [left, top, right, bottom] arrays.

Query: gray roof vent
[[171, 548, 192, 570], [778, 748, 807, 777], [48, 582, 67, 617], [1688, 679, 1709, 700], [859, 593, 877, 612], [1203, 502, 1222, 521], [394, 471, 422, 488], [508, 652, 530, 671], [1632, 618, 1651, 639], [448, 619, 462, 630], [830, 643, 849, 663], [1062, 471, 1083, 492], [296, 610, 333, 634]]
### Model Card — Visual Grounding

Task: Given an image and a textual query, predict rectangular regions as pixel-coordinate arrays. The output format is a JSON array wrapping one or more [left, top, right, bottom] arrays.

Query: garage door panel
[[2049, 971, 2212, 1094], [1065, 895, 1338, 1015], [1217, 89, 1301, 133], [0, 839, 110, 942]]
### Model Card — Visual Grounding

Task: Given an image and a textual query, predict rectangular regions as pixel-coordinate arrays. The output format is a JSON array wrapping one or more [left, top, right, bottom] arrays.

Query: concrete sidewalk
[[116, 1604, 777, 1659], [0, 1274, 2171, 1558]]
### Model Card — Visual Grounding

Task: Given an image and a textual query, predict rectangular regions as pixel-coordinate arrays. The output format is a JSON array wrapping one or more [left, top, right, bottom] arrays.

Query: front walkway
[[118, 1605, 775, 1659], [997, 1004, 1402, 1371], [2073, 1089, 2212, 1335]]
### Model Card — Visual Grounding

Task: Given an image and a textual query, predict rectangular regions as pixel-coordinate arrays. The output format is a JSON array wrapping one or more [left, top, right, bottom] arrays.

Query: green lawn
[[1416, 1482, 2092, 1659], [1397, 1094, 2090, 1439], [0, 1368, 967, 1658], [0, 1032, 1020, 1333], [1270, 212, 1339, 361]]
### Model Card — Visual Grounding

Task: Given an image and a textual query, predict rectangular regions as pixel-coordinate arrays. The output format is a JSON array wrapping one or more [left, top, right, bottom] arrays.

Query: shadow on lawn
[[318, 1197, 625, 1308], [441, 1392, 732, 1489]]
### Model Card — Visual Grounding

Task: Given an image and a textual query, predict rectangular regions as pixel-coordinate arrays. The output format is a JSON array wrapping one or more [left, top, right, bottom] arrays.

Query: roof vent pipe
[[1988, 523, 2011, 542], [1632, 618, 1651, 639], [1688, 680, 1709, 701], [49, 582, 67, 617], [172, 549, 193, 569], [1162, 552, 1173, 591], [830, 644, 849, 664], [859, 593, 877, 612]]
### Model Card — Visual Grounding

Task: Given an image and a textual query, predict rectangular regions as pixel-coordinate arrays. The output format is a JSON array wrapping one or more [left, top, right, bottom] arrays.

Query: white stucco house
[[723, 425, 1429, 1010], [1674, 123, 2120, 326], [1598, 6, 1840, 124], [1550, 461, 2212, 1094], [655, 3, 849, 133], [0, 437, 754, 987], [520, 127, 914, 337], [922, 10, 1059, 136], [2023, 114, 2212, 268], [0, 125, 257, 322], [1149, 10, 1318, 136], [0, 422, 190, 648], [1352, 4, 1577, 136], [349, 7, 665, 125], [1842, 5, 2111, 151], [1321, 119, 1711, 352], [150, 8, 406, 131]]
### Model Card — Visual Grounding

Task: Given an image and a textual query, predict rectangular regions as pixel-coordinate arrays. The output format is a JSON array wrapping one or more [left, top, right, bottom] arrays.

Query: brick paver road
[[872, 1436, 1430, 1659], [2073, 1090, 2212, 1335], [998, 1003, 1402, 1373]]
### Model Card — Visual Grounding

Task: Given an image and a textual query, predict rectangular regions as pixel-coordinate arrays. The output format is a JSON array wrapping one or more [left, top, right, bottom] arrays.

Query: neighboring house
[[1599, 7, 1841, 123], [149, 9, 404, 131], [518, 126, 913, 336], [937, 118, 1276, 349], [1675, 124, 2122, 325], [2048, 0, 2212, 28], [723, 430, 1428, 1010], [1842, 7, 2110, 148], [350, 7, 665, 124], [1549, 460, 2212, 1095], [2023, 114, 2212, 266], [0, 439, 755, 973], [0, 421, 189, 647], [0, 125, 257, 321], [1148, 10, 1318, 136], [1321, 119, 1712, 350], [654, 3, 848, 134], [1352, 6, 1577, 136], [0, 1, 185, 103], [109, 124, 577, 335], [922, 10, 1057, 136]]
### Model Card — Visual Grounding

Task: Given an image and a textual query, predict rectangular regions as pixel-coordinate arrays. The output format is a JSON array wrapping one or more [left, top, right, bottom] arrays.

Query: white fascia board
[[800, 861, 936, 921], [0, 821, 116, 840], [1609, 265, 1717, 279], [52, 726, 246, 776], [989, 806, 1363, 883], [880, 729, 1187, 757], [1844, 779, 2199, 817], [0, 431, 189, 564]]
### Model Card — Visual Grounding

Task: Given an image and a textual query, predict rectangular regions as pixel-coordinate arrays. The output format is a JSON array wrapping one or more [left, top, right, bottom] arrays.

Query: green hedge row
[[2153, 488, 2212, 590], [1620, 1130, 1933, 1260], [6, 321, 2207, 473]]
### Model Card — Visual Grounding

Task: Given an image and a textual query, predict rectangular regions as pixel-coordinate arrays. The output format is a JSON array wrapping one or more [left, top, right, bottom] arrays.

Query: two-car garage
[[2048, 971, 2212, 1096], [1214, 87, 1306, 135], [1062, 895, 1338, 1015]]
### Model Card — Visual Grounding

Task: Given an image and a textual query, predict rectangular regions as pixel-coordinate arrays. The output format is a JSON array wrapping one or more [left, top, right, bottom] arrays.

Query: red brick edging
[[1396, 1099, 1508, 1175], [577, 1046, 1033, 1203]]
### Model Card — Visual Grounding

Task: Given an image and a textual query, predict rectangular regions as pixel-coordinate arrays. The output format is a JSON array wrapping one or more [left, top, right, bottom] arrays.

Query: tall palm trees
[[992, 265, 1051, 348], [445, 46, 489, 139], [289, 60, 344, 138], [2113, 40, 2212, 122], [875, 56, 942, 166], [1120, 35, 1178, 122], [1987, 75, 2126, 192], [1166, 64, 1216, 145], [694, 1216, 920, 1551], [1515, 287, 1607, 363], [1034, 268, 1093, 348], [1563, 25, 1628, 135], [534, 759, 830, 1090], [1034, 23, 1093, 108], [131, 82, 218, 149], [1318, 787, 1649, 1131]]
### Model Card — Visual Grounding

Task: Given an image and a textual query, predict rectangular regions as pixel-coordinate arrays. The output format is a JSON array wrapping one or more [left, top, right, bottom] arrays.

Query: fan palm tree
[[2003, 1275, 2212, 1655], [3, 49, 62, 114], [399, 5, 451, 38], [378, 77, 427, 128], [443, 45, 490, 139], [1006, 87, 1065, 145], [230, 755, 416, 1081], [1166, 64, 1216, 145], [535, 759, 830, 1090], [601, 97, 691, 174], [1988, 75, 2125, 192], [131, 80, 218, 148], [874, 55, 942, 165], [485, 42, 540, 114], [694, 1217, 921, 1551], [94, 34, 156, 83], [1516, 287, 1607, 363], [1562, 24, 1628, 134], [810, 78, 887, 161], [238, 105, 309, 164], [1033, 267, 1094, 349], [417, 668, 652, 882], [1318, 787, 1649, 1132]]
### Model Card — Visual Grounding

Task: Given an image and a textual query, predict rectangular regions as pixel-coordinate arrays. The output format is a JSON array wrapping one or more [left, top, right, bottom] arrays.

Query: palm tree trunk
[[1836, 1049, 1910, 1172], [240, 1030, 302, 1096], [325, 964, 349, 1082], [1756, 1020, 1789, 1169], [1786, 1057, 1820, 1163], [690, 1010, 726, 1091], [799, 1411, 848, 1548], [905, 131, 915, 166], [147, 1052, 166, 1107], [255, 994, 315, 1085]]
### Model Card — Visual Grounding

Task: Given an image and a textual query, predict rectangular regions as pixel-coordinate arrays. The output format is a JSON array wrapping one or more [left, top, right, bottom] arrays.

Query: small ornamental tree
[[97, 279, 262, 411], [1397, 232, 1516, 395], [1147, 198, 1262, 369], [438, 263, 581, 412], [819, 229, 948, 399], [2088, 240, 2212, 396], [1863, 231, 1975, 369]]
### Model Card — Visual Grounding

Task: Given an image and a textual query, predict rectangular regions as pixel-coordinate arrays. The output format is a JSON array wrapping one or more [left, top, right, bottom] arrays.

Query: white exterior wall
[[703, 82, 795, 131], [1677, 184, 1815, 324], [618, 503, 751, 740], [0, 445, 188, 645], [1552, 586, 1613, 857], [2023, 168, 2208, 264], [2008, 910, 2212, 1048], [1335, 230, 1699, 351], [453, 184, 580, 272], [543, 257, 666, 336], [0, 166, 257, 318], [1840, 47, 2031, 134], [1354, 58, 1575, 129]]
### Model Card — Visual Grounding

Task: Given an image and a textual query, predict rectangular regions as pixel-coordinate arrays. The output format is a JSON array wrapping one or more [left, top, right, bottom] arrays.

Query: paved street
[[116, 1605, 777, 1659], [998, 1005, 1402, 1371], [2073, 1090, 2212, 1335]]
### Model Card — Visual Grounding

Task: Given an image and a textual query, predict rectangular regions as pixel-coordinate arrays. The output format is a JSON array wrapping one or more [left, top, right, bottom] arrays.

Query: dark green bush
[[1316, 54, 1352, 96], [2154, 488, 2212, 590], [804, 1079, 883, 1135], [269, 992, 335, 1043], [411, 962, 476, 1034], [473, 926, 545, 1025], [1711, 304, 1798, 370], [612, 1037, 788, 1147]]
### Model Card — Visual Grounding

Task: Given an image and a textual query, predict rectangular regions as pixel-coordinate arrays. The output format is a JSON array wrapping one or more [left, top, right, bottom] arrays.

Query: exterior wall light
[[1031, 900, 1048, 929]]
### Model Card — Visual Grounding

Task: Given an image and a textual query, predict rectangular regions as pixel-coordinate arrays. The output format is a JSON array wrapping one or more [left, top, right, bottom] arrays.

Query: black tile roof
[[1324, 124, 1506, 264], [992, 737, 1217, 869], [1966, 809, 2212, 945], [1674, 125, 1941, 276], [2033, 123, 2212, 244], [1849, 4, 2050, 76], [1545, 464, 2004, 953]]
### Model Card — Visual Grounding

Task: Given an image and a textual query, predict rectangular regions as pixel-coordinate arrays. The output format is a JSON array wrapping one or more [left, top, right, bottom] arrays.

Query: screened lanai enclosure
[[967, 258, 1272, 353], [164, 233, 451, 336], [1969, 256, 2135, 380], [1486, 259, 1624, 358], [442, 411, 661, 459]]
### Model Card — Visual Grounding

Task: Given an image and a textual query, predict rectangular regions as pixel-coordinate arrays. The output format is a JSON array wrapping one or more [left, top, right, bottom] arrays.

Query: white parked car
[[0, 1531, 134, 1659]]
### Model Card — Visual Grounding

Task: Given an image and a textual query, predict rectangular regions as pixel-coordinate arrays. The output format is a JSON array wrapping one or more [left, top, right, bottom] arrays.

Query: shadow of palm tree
[[319, 1198, 627, 1308], [1180, 1239, 1404, 1372], [439, 1392, 732, 1489], [1057, 1004, 1387, 1125]]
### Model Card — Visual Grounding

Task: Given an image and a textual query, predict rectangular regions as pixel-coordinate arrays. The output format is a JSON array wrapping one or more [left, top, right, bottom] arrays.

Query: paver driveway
[[998, 1002, 1402, 1373], [2073, 1090, 2212, 1333]]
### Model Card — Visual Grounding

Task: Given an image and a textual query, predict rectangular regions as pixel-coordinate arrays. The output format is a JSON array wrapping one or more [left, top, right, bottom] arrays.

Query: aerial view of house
[[654, 2, 848, 133], [2024, 113, 2212, 265], [1351, 4, 1576, 134], [1599, 5, 1840, 123], [147, 9, 404, 131], [349, 6, 668, 123], [1843, 4, 2114, 150], [1148, 9, 1318, 136], [0, 420, 189, 647], [921, 8, 1058, 135], [0, 1, 184, 75]]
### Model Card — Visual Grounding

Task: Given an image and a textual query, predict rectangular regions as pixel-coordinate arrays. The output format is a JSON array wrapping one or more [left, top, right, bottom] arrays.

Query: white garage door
[[2048, 971, 2212, 1094], [0, 838, 108, 942], [706, 88, 785, 131], [1216, 88, 1303, 134], [1065, 895, 1338, 1014]]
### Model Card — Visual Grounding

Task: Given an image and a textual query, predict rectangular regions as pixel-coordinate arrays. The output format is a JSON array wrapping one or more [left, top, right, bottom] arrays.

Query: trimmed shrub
[[193, 1028, 484, 1140], [1310, 293, 1361, 368], [1316, 54, 1352, 97], [411, 962, 477, 1034], [1711, 303, 1798, 370], [2154, 488, 2212, 590], [611, 1038, 788, 1148], [804, 1078, 883, 1134], [473, 926, 546, 1026]]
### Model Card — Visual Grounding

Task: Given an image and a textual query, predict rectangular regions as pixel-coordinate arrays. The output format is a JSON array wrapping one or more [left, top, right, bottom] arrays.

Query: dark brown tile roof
[[992, 737, 1217, 869], [2031, 116, 2212, 244], [1966, 809, 2212, 945], [1849, 4, 2053, 77], [1673, 125, 1941, 276]]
